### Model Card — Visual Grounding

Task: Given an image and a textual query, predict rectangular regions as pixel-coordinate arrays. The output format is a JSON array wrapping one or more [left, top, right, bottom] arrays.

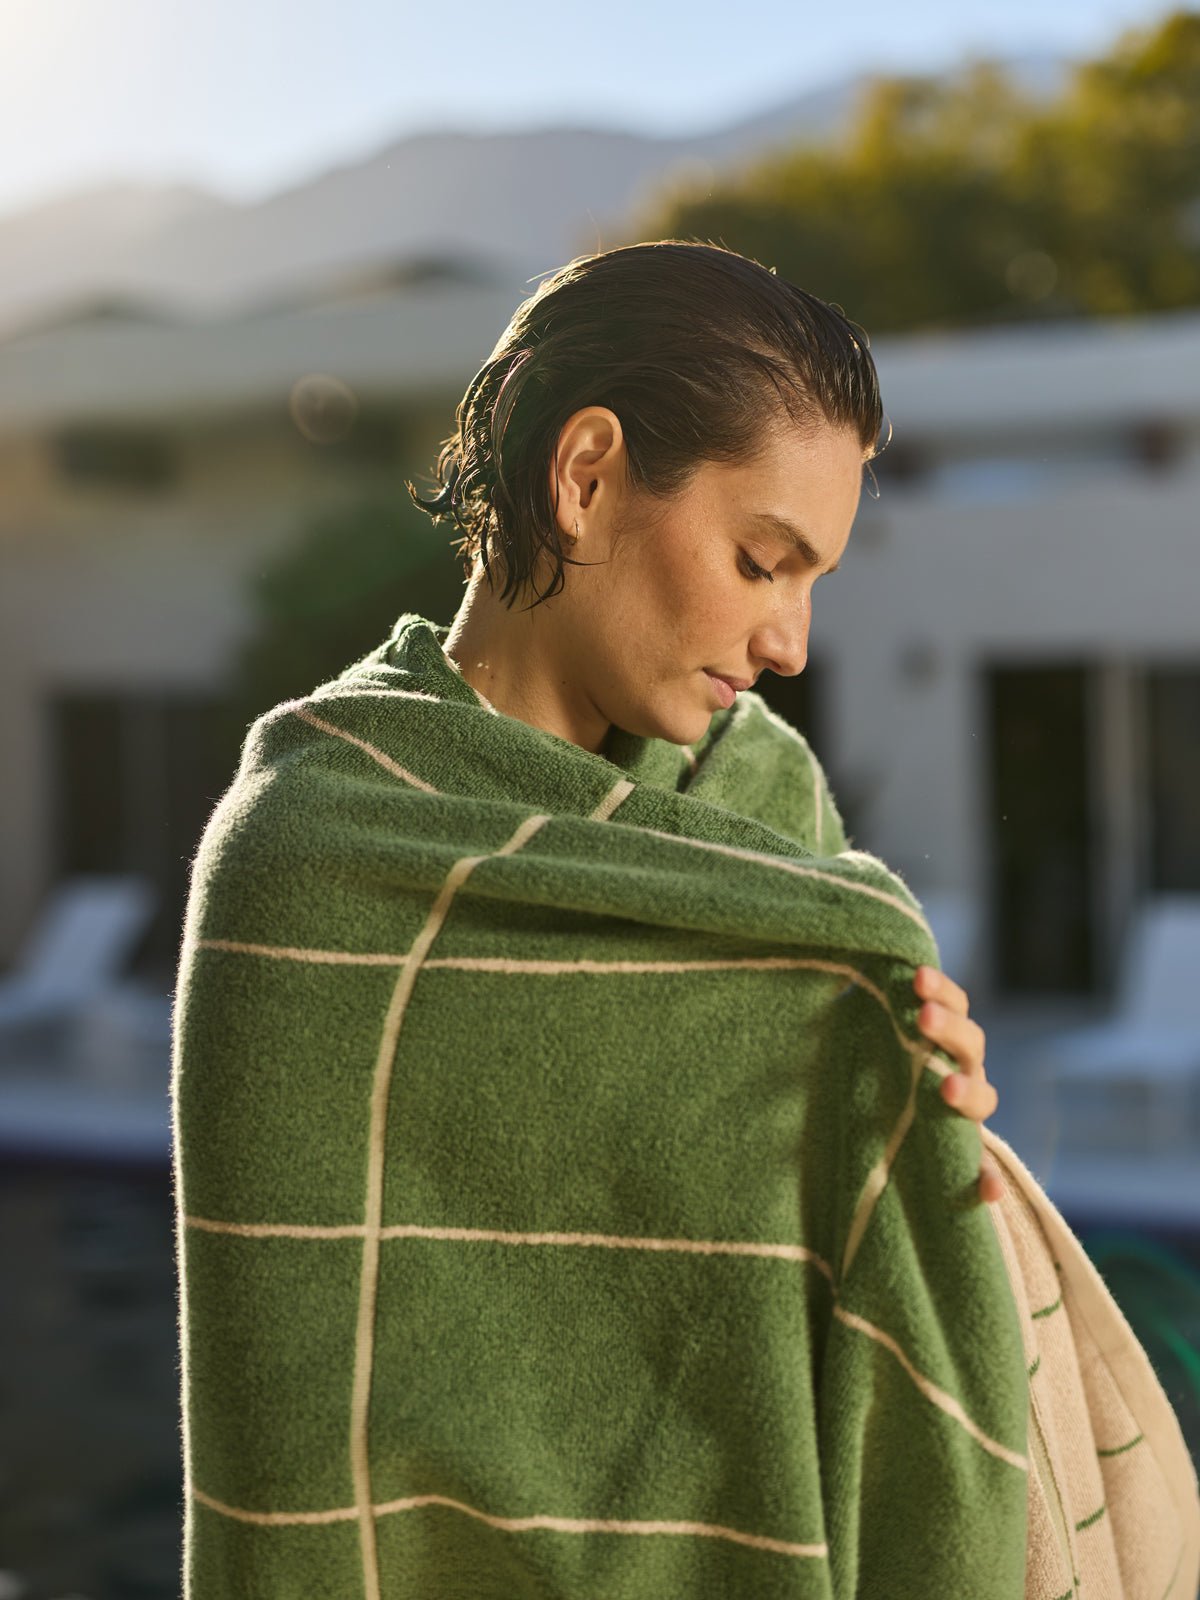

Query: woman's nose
[[755, 608, 810, 678]]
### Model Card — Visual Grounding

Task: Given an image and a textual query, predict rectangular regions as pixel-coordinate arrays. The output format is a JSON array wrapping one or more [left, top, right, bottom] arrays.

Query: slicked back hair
[[406, 239, 885, 610]]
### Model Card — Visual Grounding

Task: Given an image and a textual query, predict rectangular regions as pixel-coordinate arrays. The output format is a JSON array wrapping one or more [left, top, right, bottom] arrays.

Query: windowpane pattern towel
[[170, 611, 1199, 1598]]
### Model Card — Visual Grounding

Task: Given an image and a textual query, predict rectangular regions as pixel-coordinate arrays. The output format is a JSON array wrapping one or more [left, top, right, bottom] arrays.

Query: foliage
[[626, 10, 1200, 333], [1081, 1229, 1200, 1468], [217, 492, 464, 747]]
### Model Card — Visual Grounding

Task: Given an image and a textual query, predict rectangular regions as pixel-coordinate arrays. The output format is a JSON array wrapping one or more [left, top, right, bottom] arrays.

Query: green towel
[[171, 610, 1032, 1598]]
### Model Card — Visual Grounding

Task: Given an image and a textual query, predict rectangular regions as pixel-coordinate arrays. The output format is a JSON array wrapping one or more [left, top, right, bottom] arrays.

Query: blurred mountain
[[0, 50, 1073, 337]]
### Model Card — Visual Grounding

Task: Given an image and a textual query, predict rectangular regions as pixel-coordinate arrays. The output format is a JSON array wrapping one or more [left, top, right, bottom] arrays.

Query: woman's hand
[[913, 965, 1005, 1204]]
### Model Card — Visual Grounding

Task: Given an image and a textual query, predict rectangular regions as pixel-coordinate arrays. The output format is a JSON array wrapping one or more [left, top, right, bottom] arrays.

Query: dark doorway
[[48, 691, 243, 984], [1148, 666, 1200, 893], [984, 664, 1098, 995]]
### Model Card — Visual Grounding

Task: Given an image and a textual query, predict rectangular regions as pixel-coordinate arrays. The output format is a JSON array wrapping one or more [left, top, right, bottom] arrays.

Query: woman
[[172, 240, 1198, 1598], [423, 242, 1003, 1201]]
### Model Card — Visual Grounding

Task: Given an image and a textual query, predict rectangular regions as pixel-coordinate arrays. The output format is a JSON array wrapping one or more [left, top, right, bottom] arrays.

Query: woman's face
[[548, 408, 866, 750]]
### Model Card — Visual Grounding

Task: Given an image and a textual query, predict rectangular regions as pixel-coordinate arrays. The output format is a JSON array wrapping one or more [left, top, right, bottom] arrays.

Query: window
[[53, 425, 177, 490], [985, 665, 1097, 994], [1148, 668, 1200, 892], [928, 442, 1133, 504], [49, 691, 242, 980], [982, 657, 1200, 997]]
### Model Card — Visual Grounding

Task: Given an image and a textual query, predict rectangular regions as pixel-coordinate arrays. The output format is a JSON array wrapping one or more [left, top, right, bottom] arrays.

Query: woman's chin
[[607, 682, 717, 748], [655, 705, 718, 747]]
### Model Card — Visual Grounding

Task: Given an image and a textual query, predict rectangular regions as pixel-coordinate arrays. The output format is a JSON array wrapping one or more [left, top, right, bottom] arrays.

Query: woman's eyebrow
[[746, 511, 840, 573]]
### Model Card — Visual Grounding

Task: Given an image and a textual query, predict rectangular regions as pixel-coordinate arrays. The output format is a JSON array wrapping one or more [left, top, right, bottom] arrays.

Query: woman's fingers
[[978, 1155, 1006, 1205], [940, 1066, 999, 1121], [914, 966, 1004, 1202], [914, 963, 971, 1017], [919, 1001, 989, 1083]]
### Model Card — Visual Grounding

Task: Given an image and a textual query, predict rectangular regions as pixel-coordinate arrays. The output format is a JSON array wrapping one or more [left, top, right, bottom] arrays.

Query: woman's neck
[[441, 567, 612, 755]]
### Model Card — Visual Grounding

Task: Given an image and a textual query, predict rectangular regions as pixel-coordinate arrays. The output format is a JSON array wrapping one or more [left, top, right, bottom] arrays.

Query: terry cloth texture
[[985, 1132, 1200, 1600], [170, 611, 1200, 1600]]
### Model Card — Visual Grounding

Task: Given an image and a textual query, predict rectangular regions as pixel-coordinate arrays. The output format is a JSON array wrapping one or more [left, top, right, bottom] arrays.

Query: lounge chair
[[1034, 894, 1200, 1152], [0, 873, 157, 1060]]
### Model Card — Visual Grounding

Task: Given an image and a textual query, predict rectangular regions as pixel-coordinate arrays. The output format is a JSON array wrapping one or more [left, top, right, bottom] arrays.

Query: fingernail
[[943, 1074, 963, 1102]]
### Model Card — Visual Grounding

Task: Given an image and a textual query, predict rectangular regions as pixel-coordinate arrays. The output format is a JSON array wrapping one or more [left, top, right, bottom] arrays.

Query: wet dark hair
[[405, 239, 886, 611]]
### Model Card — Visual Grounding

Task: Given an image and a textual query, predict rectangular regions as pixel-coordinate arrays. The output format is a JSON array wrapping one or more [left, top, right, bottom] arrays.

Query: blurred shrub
[[629, 9, 1200, 333], [218, 493, 463, 745], [1084, 1228, 1200, 1470]]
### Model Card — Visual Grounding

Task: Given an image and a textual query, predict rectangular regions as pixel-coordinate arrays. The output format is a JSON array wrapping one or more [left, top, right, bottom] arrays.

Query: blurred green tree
[[216, 493, 464, 749], [1081, 1230, 1200, 1470], [1012, 9, 1200, 316], [624, 9, 1200, 333]]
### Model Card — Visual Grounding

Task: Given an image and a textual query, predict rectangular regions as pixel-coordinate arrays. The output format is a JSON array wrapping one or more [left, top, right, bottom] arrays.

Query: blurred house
[[812, 311, 1199, 1010], [0, 272, 1196, 1010]]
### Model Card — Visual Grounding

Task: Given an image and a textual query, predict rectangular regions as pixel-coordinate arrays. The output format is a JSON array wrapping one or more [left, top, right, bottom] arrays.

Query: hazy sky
[[0, 0, 1173, 221]]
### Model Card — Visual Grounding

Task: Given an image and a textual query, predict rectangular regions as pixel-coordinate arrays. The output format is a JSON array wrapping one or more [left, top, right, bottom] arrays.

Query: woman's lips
[[704, 671, 737, 709]]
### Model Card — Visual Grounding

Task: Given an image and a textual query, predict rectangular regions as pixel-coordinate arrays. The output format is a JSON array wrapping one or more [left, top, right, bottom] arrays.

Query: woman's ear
[[547, 407, 624, 536]]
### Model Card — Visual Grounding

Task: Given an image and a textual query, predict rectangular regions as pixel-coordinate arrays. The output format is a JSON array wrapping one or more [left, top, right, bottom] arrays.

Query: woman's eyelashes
[[737, 550, 774, 583]]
